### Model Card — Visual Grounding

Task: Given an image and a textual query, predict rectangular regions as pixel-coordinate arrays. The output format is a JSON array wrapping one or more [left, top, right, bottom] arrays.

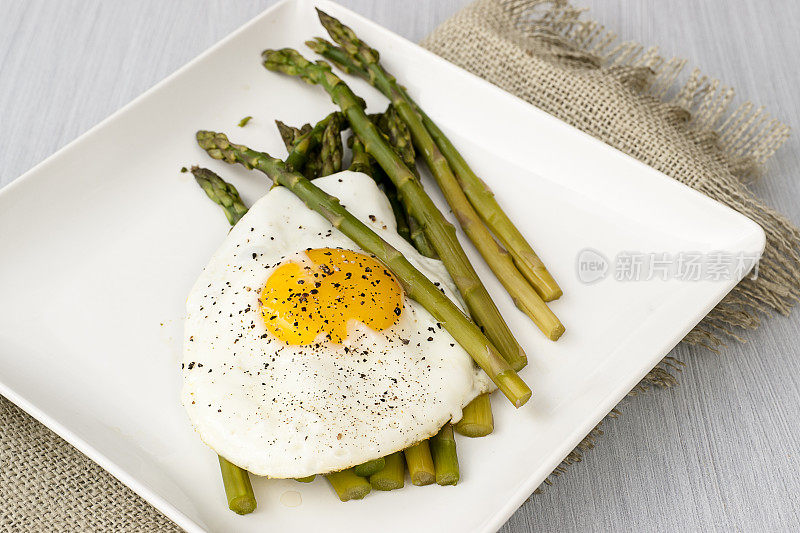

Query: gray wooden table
[[2, 1, 799, 531]]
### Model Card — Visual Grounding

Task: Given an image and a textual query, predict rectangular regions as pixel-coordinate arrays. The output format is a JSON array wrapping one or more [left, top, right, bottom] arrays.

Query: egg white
[[182, 171, 491, 478]]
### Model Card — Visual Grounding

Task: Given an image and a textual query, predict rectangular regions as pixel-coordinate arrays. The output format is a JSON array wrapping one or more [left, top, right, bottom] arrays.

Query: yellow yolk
[[259, 248, 404, 345]]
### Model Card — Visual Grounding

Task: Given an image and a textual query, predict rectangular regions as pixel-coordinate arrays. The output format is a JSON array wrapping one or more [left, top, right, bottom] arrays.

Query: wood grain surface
[[1, 1, 798, 531]]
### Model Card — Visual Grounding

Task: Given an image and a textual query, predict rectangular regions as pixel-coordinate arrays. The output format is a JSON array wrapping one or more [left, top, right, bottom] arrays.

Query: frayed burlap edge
[[422, 0, 797, 490]]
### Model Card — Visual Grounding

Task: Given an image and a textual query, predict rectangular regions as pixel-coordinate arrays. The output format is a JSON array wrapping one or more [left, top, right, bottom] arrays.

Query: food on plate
[[369, 451, 405, 491], [326, 468, 371, 502], [454, 391, 494, 438], [352, 457, 385, 478], [195, 131, 529, 405], [430, 424, 460, 486], [310, 8, 562, 303], [217, 455, 257, 515], [403, 440, 436, 486], [185, 8, 566, 513], [184, 170, 495, 476], [262, 48, 528, 374]]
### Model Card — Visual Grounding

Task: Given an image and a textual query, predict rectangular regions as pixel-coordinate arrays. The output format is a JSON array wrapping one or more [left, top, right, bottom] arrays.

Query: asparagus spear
[[192, 167, 258, 513], [194, 166, 325, 487], [192, 166, 248, 226], [403, 441, 435, 486], [312, 10, 563, 301], [320, 113, 343, 176], [196, 131, 531, 407], [347, 133, 373, 175], [377, 105, 564, 339], [276, 121, 318, 178], [406, 213, 437, 259], [325, 469, 371, 501], [373, 107, 438, 256], [348, 134, 415, 247], [375, 106, 417, 177], [455, 393, 494, 437], [353, 458, 386, 478], [262, 49, 527, 372], [430, 425, 459, 486], [276, 112, 341, 176], [369, 452, 405, 491], [218, 455, 257, 515]]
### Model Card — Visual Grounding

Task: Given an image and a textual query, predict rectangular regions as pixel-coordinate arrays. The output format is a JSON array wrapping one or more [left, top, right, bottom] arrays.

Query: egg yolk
[[259, 248, 404, 345]]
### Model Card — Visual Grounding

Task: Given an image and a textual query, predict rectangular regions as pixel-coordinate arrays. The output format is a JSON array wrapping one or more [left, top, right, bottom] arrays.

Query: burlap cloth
[[2, 0, 796, 530]]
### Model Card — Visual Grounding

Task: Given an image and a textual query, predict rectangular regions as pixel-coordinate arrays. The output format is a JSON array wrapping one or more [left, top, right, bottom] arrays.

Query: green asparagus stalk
[[403, 441, 436, 486], [320, 113, 343, 176], [191, 168, 258, 512], [347, 133, 373, 174], [349, 134, 413, 245], [369, 452, 405, 491], [312, 10, 563, 301], [196, 131, 531, 407], [375, 106, 417, 177], [295, 475, 316, 483], [353, 458, 386, 478], [430, 424, 459, 486], [192, 166, 248, 226], [455, 393, 494, 437], [414, 103, 563, 301], [307, 37, 369, 78], [276, 120, 311, 148], [218, 455, 257, 515], [406, 213, 437, 259], [276, 112, 341, 176], [325, 469, 371, 501], [378, 105, 564, 338], [311, 18, 564, 335], [373, 107, 439, 256], [262, 49, 527, 372]]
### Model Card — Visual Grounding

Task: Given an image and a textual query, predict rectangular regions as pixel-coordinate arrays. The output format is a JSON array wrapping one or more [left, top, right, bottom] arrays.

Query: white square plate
[[0, 1, 764, 531]]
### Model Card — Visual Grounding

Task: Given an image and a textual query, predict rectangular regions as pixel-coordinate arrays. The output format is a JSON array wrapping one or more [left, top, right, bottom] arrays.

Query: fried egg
[[182, 170, 491, 478]]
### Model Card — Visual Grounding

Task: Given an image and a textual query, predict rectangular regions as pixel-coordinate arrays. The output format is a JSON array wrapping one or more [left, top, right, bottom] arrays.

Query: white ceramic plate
[[0, 1, 764, 531]]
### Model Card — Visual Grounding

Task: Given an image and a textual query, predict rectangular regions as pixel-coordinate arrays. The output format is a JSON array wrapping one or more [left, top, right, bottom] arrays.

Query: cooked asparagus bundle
[[360, 112, 494, 437], [325, 469, 371, 501], [455, 392, 494, 437], [373, 104, 564, 339], [369, 452, 405, 491], [262, 48, 527, 371], [403, 441, 436, 486], [196, 131, 531, 407], [308, 32, 563, 339], [311, 10, 563, 302], [217, 455, 257, 515], [430, 424, 459, 486]]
